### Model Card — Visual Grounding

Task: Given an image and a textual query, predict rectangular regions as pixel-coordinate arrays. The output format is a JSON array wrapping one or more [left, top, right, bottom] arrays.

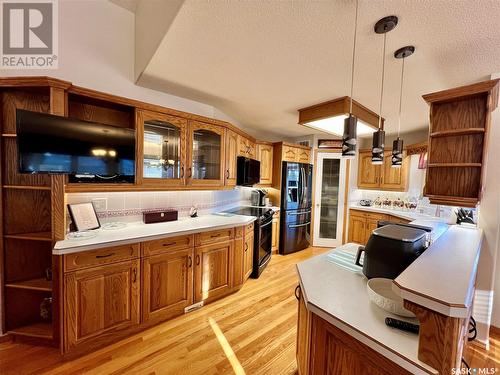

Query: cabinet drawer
[[142, 234, 194, 256], [64, 243, 139, 272], [195, 228, 234, 246], [235, 225, 244, 238]]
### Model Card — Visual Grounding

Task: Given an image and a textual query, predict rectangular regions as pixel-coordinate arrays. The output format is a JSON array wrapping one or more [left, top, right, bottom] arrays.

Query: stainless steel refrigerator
[[279, 161, 313, 254]]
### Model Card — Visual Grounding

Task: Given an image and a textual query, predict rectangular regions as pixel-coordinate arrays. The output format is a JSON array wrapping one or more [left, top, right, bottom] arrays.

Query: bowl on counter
[[366, 278, 415, 318]]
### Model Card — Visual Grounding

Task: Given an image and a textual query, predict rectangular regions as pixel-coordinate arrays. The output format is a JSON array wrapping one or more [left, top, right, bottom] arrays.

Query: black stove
[[225, 206, 274, 278], [226, 206, 274, 222]]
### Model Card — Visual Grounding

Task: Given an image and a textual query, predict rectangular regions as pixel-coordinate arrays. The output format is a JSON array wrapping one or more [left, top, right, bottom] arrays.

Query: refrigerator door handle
[[288, 221, 311, 228], [287, 210, 311, 215]]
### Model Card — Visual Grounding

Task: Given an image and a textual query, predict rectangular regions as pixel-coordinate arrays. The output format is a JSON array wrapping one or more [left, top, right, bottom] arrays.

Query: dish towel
[[326, 248, 363, 273]]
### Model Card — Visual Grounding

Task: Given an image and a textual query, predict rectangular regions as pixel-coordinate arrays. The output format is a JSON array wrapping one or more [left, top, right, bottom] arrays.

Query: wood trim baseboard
[[490, 324, 500, 337]]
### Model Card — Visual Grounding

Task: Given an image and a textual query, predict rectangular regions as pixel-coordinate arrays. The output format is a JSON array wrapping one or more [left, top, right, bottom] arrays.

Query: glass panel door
[[143, 121, 182, 179], [188, 121, 225, 186], [139, 110, 187, 186], [313, 153, 347, 247]]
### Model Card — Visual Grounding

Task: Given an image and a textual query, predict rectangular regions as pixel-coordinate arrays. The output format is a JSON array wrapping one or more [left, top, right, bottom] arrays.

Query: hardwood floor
[[0, 246, 498, 375]]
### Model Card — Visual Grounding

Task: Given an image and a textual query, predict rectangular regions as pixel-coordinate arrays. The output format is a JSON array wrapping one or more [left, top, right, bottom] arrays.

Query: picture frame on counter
[[68, 202, 101, 232]]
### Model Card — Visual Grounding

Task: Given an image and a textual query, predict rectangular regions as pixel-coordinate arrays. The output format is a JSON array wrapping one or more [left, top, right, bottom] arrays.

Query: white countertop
[[349, 204, 445, 222], [54, 214, 256, 255], [394, 225, 483, 318], [297, 243, 438, 375]]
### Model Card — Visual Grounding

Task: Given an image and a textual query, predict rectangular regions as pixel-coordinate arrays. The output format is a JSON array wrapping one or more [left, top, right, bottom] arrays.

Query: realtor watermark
[[0, 0, 58, 69], [452, 367, 499, 374]]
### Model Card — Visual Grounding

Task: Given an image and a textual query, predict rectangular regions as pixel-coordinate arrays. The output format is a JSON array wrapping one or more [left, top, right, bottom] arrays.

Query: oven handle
[[287, 210, 311, 216], [288, 221, 311, 228], [260, 220, 273, 228]]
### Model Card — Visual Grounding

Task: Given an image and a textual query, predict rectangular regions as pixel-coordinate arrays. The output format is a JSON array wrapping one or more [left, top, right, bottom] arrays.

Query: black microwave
[[237, 156, 260, 186]]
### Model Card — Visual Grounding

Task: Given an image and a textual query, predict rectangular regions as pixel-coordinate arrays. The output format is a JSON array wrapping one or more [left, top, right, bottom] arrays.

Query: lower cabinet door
[[64, 259, 140, 352], [233, 236, 245, 288], [142, 248, 194, 324], [244, 232, 254, 280], [194, 240, 234, 303], [347, 214, 366, 244]]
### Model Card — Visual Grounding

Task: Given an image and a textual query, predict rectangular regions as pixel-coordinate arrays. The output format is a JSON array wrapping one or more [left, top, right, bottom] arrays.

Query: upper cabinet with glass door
[[136, 109, 188, 187], [188, 121, 225, 187]]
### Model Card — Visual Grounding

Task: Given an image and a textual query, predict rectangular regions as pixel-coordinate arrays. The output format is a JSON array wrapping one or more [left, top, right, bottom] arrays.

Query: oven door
[[258, 218, 273, 265]]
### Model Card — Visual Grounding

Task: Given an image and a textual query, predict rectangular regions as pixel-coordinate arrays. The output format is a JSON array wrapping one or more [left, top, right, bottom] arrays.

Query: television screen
[[16, 109, 135, 183]]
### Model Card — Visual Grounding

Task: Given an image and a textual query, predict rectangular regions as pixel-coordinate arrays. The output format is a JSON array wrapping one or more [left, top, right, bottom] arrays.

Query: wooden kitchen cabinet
[[357, 150, 408, 191], [296, 286, 312, 375], [187, 121, 226, 187], [142, 248, 194, 324], [257, 142, 273, 185], [136, 109, 188, 187], [237, 135, 256, 159], [64, 259, 140, 352], [357, 151, 380, 189], [347, 212, 366, 245], [271, 211, 280, 253], [282, 144, 299, 162], [194, 240, 234, 303], [225, 129, 238, 187], [297, 148, 311, 163], [347, 209, 389, 245], [309, 314, 411, 375], [243, 230, 254, 280]]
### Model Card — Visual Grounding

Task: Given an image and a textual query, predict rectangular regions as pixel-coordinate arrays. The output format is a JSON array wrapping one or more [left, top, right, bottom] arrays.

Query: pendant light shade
[[372, 16, 397, 165], [392, 45, 415, 168], [342, 115, 357, 157], [391, 137, 404, 167], [371, 128, 385, 165], [342, 0, 359, 158]]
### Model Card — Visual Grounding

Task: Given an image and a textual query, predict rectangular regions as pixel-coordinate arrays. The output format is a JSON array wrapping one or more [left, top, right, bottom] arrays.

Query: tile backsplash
[[67, 187, 255, 223]]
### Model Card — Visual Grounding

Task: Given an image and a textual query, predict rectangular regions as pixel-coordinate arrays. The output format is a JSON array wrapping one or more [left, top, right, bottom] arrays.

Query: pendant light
[[392, 45, 415, 168], [342, 0, 360, 158], [372, 16, 398, 165]]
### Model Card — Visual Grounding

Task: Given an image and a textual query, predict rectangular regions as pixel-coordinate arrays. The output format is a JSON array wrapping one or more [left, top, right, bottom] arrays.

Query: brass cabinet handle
[[245, 243, 248, 252], [226, 169, 230, 179], [210, 233, 221, 238], [162, 242, 176, 247], [196, 254, 200, 265], [188, 256, 192, 268], [188, 167, 192, 178], [180, 166, 184, 178], [95, 253, 115, 259], [133, 267, 137, 283]]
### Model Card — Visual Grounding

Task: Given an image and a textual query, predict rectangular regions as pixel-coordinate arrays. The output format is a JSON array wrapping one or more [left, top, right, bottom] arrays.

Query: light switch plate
[[91, 198, 107, 211]]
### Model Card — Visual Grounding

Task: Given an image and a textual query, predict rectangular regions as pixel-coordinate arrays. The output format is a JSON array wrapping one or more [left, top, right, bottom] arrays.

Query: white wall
[[474, 73, 500, 345], [0, 0, 231, 122]]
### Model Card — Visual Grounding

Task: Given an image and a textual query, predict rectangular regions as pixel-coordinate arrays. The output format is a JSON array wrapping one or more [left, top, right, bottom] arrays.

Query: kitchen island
[[296, 222, 482, 375]]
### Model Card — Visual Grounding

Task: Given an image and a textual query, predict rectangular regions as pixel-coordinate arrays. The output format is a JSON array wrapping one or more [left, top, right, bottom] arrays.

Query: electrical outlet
[[91, 198, 107, 211]]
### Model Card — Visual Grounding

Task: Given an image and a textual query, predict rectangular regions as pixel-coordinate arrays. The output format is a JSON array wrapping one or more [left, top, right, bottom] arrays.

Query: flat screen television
[[16, 109, 135, 183]]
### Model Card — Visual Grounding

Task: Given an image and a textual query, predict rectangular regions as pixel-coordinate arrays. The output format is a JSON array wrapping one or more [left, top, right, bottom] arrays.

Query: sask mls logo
[[1, 0, 58, 69]]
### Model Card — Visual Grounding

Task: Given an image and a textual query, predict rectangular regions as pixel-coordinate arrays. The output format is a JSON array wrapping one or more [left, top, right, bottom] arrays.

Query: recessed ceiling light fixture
[[392, 45, 415, 168], [342, 0, 360, 158], [372, 16, 398, 165]]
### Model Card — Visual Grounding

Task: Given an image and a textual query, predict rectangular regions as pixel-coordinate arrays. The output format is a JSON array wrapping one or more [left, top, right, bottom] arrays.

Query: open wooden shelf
[[430, 128, 485, 138], [4, 231, 52, 241], [5, 278, 52, 292], [8, 322, 53, 339], [427, 163, 482, 168], [3, 185, 52, 191]]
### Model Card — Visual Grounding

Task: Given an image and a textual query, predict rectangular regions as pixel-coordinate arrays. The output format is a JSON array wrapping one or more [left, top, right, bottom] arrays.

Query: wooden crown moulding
[[297, 96, 384, 130], [422, 78, 500, 107], [0, 76, 71, 90], [273, 141, 312, 150], [406, 141, 428, 156]]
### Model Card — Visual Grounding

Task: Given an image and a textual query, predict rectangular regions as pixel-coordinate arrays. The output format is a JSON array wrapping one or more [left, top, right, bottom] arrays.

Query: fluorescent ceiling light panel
[[303, 115, 375, 137]]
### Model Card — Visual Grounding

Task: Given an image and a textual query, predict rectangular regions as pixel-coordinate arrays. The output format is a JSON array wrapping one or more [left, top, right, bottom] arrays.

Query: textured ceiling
[[137, 0, 500, 138]]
